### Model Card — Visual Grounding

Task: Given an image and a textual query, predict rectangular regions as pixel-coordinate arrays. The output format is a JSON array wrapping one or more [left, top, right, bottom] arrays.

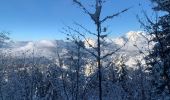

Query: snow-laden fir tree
[[144, 0, 170, 99]]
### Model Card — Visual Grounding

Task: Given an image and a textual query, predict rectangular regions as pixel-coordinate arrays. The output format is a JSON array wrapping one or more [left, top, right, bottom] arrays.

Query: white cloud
[[18, 42, 34, 51], [37, 40, 56, 48]]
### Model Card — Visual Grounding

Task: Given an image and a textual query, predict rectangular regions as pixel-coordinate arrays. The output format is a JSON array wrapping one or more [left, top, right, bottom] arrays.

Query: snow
[[125, 58, 137, 68], [126, 31, 143, 42], [114, 37, 126, 46]]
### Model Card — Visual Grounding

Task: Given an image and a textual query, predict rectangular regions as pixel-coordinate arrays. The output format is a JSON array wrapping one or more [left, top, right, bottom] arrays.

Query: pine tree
[[144, 0, 170, 99]]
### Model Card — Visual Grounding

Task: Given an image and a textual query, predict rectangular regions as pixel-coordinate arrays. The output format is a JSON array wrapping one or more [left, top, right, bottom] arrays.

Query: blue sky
[[0, 0, 152, 41]]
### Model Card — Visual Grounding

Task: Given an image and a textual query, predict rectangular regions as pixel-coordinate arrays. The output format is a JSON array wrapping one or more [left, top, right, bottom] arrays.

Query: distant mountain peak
[[126, 31, 145, 41]]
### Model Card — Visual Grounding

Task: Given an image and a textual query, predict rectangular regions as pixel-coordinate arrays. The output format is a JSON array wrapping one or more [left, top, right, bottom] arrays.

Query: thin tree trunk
[[97, 22, 102, 100], [57, 52, 69, 100], [0, 87, 3, 100], [76, 46, 80, 100]]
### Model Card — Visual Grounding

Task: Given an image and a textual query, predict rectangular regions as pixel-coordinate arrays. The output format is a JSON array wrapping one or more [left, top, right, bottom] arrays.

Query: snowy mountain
[[113, 31, 147, 67], [1, 31, 150, 68]]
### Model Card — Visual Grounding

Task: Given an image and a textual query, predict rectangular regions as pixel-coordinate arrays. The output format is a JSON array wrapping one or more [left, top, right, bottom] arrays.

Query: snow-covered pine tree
[[145, 0, 170, 99], [116, 56, 131, 99]]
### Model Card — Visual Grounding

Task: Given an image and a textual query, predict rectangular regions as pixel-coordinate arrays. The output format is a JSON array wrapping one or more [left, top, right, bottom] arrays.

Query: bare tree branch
[[73, 0, 90, 15], [101, 33, 135, 59], [101, 43, 126, 60], [61, 28, 98, 58], [74, 22, 97, 36], [66, 25, 98, 51], [101, 7, 131, 23]]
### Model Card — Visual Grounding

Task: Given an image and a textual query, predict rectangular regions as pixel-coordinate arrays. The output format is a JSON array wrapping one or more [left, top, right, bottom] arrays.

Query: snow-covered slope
[[113, 31, 149, 68]]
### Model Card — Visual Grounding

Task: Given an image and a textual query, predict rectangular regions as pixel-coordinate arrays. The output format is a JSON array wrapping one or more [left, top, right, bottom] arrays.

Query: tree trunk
[[97, 22, 102, 100]]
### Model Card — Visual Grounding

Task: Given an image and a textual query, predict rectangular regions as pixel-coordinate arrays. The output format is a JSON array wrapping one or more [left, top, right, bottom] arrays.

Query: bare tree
[[63, 0, 130, 99]]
